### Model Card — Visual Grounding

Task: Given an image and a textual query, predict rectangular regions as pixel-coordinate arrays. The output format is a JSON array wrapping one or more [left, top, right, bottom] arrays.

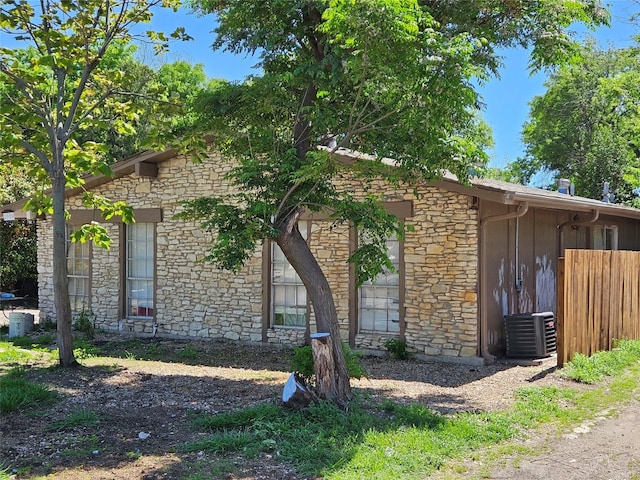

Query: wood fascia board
[[68, 208, 162, 224], [433, 178, 510, 205]]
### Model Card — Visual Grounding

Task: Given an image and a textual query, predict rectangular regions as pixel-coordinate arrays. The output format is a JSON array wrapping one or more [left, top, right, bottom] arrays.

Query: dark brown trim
[[261, 241, 271, 343], [135, 161, 159, 178], [398, 236, 406, 341], [68, 208, 162, 224], [348, 226, 357, 346], [118, 223, 126, 322], [383, 200, 413, 218], [301, 200, 414, 222]]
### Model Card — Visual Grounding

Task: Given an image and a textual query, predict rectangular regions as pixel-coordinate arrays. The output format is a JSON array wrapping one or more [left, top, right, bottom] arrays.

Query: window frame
[[356, 235, 404, 335], [265, 219, 312, 330], [124, 222, 156, 319], [65, 224, 92, 313]]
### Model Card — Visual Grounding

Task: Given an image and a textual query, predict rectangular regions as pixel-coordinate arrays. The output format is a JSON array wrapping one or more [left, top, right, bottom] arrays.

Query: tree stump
[[311, 332, 339, 403], [282, 371, 316, 410]]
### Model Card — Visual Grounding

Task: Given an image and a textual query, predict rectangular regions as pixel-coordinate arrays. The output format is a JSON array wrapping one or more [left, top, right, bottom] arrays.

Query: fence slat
[[559, 249, 640, 367]]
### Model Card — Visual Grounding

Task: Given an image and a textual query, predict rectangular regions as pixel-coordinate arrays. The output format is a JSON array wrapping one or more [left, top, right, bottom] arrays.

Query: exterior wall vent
[[504, 312, 556, 358]]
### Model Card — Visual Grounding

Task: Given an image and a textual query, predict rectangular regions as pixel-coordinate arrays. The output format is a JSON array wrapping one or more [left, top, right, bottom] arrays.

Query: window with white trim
[[359, 237, 401, 333], [271, 221, 307, 328], [66, 225, 90, 312], [126, 223, 154, 318]]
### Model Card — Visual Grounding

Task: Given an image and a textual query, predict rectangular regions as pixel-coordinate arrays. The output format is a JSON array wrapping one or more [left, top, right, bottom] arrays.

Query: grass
[[0, 367, 58, 413], [1, 334, 639, 478], [561, 339, 640, 383], [182, 340, 640, 479], [47, 409, 100, 431], [183, 399, 519, 478]]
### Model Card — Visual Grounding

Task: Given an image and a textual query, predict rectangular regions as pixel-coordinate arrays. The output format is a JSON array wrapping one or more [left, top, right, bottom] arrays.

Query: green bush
[[290, 341, 367, 383], [73, 309, 96, 339], [383, 338, 412, 359]]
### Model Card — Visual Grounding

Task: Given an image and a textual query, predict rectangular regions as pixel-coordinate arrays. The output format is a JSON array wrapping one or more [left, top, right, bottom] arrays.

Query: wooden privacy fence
[[557, 249, 640, 367]]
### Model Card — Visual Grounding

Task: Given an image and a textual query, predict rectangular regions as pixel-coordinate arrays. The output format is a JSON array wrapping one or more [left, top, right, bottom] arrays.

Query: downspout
[[479, 202, 529, 364], [557, 209, 600, 254]]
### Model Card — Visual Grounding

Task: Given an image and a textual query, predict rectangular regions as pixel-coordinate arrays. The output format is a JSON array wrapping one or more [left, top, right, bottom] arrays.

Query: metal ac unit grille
[[504, 312, 556, 358]]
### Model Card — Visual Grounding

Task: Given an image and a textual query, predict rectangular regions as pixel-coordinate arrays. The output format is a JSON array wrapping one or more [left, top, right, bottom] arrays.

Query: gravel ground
[[0, 310, 591, 479]]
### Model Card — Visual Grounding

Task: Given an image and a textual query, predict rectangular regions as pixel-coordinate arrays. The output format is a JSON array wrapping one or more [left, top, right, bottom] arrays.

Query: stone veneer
[[37, 152, 479, 362]]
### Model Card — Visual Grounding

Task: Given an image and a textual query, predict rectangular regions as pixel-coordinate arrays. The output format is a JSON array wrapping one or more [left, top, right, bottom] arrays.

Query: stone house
[[4, 148, 640, 364]]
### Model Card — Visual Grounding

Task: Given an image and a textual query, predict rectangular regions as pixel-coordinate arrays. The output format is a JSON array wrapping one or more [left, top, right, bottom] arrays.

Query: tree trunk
[[282, 371, 316, 410], [276, 212, 352, 408], [51, 167, 77, 367]]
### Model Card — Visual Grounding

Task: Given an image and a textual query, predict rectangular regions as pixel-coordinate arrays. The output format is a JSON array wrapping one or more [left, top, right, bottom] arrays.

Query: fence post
[[556, 257, 566, 368]]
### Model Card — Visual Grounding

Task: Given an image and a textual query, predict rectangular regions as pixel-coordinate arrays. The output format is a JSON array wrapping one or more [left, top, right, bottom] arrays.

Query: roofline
[[1, 148, 179, 218], [437, 177, 640, 220], [3, 145, 640, 222]]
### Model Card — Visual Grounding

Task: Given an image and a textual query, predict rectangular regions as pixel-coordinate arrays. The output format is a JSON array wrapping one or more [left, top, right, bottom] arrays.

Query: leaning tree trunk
[[276, 211, 352, 409], [51, 166, 77, 367]]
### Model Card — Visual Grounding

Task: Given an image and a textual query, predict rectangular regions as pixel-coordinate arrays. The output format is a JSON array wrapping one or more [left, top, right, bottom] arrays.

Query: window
[[593, 225, 618, 250], [126, 223, 155, 318], [66, 225, 90, 312], [271, 221, 307, 328], [359, 237, 401, 333]]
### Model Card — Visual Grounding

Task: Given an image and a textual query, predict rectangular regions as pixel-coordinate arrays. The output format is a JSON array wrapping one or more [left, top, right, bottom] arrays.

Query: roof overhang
[[3, 145, 640, 222], [1, 148, 178, 219]]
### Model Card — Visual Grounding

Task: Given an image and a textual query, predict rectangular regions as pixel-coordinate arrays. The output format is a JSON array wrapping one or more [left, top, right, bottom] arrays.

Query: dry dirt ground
[[1, 326, 639, 479]]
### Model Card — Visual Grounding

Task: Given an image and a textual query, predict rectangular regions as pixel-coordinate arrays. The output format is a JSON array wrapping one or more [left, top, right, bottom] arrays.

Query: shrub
[[383, 338, 412, 360], [290, 341, 367, 384], [73, 309, 96, 339]]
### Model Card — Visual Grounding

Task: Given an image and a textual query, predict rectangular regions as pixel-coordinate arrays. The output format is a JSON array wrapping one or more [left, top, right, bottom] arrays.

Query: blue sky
[[143, 1, 640, 169], [2, 1, 639, 169]]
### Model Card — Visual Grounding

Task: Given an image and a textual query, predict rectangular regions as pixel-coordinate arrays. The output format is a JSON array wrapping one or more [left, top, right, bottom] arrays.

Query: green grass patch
[[73, 337, 101, 359], [561, 339, 640, 384], [47, 409, 100, 431], [183, 341, 640, 479], [0, 341, 42, 363], [184, 399, 518, 478], [0, 367, 57, 413]]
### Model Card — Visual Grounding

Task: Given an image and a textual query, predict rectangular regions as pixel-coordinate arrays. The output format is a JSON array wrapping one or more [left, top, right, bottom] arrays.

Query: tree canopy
[[0, 0, 191, 366], [178, 0, 608, 406], [520, 40, 640, 205]]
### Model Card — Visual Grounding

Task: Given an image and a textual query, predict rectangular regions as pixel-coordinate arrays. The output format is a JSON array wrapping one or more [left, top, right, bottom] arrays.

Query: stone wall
[[36, 151, 479, 361]]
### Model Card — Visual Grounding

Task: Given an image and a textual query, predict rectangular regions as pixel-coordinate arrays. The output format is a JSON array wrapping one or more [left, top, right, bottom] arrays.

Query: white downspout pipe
[[479, 202, 529, 364]]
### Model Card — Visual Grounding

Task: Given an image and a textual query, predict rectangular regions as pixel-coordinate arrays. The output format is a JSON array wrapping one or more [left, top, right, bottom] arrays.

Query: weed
[[383, 338, 412, 360], [73, 338, 100, 359], [290, 341, 367, 383], [39, 317, 57, 331], [33, 334, 55, 346], [126, 451, 142, 460], [561, 339, 640, 384], [178, 346, 199, 360], [9, 336, 33, 348], [0, 370, 57, 413], [61, 434, 99, 457], [47, 410, 100, 431], [73, 309, 96, 339]]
